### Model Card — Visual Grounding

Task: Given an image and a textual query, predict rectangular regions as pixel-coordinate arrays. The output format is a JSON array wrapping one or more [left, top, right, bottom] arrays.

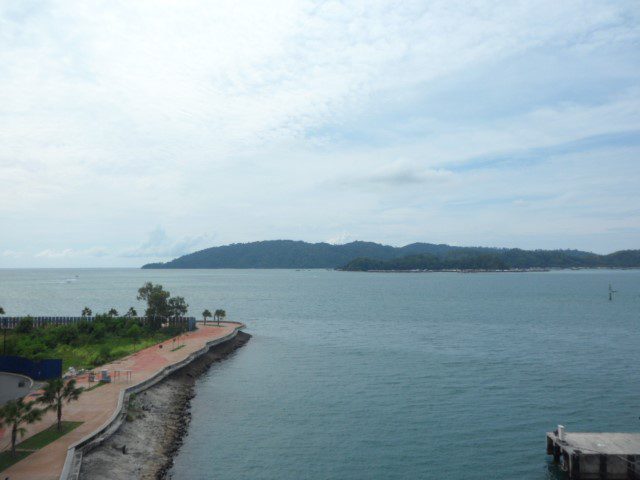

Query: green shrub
[[77, 319, 93, 334], [54, 325, 79, 345], [16, 317, 34, 334], [97, 345, 112, 365], [126, 324, 142, 340], [91, 323, 106, 341]]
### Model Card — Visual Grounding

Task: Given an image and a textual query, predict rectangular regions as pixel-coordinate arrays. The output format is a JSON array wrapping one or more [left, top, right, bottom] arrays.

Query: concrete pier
[[547, 429, 640, 479]]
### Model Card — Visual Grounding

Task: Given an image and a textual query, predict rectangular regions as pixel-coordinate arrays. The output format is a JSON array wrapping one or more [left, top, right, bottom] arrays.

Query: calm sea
[[1, 268, 639, 479]]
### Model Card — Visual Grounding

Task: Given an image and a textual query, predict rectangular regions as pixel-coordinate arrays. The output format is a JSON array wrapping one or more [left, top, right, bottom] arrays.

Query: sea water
[[1, 269, 638, 479]]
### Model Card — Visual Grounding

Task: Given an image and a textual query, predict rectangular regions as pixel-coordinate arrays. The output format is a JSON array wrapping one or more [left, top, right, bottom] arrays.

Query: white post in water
[[558, 425, 565, 441]]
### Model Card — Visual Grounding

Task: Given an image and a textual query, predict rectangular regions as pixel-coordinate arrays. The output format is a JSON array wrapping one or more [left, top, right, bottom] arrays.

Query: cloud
[[366, 161, 453, 185], [121, 226, 215, 259], [34, 247, 109, 258], [326, 233, 356, 245], [0, 1, 639, 265], [35, 249, 75, 259]]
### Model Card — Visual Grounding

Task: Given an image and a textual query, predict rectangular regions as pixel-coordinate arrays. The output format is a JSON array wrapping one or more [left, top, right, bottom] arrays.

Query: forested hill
[[144, 240, 409, 269], [141, 240, 640, 270], [340, 248, 640, 271]]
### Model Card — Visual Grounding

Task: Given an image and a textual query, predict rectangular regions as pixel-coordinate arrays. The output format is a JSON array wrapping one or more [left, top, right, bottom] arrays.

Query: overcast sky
[[1, 0, 639, 267]]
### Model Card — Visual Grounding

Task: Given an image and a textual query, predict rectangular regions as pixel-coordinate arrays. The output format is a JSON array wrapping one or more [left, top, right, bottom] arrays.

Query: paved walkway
[[0, 322, 241, 480]]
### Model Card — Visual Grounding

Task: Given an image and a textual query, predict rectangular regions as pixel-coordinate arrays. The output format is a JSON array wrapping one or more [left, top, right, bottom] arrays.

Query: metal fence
[[0, 316, 197, 331]]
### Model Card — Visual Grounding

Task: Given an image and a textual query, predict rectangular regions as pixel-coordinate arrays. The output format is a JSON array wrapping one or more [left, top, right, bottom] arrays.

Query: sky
[[1, 0, 639, 267]]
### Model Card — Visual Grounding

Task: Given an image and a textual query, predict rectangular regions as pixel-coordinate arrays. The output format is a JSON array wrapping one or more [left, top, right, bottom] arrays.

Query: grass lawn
[[0, 421, 82, 472], [54, 335, 171, 370], [0, 450, 30, 472], [84, 381, 107, 392], [5, 316, 177, 371], [18, 421, 83, 450]]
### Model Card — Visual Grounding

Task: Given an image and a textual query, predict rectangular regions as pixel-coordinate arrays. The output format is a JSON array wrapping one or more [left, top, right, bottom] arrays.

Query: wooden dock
[[547, 429, 640, 479]]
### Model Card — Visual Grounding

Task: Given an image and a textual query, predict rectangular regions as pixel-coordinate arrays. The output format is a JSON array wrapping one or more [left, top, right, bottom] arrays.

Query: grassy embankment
[[0, 421, 83, 471], [4, 315, 179, 370]]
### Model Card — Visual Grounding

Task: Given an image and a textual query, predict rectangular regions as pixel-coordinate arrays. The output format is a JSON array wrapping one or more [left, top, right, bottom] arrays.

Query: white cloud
[[121, 226, 215, 259], [326, 233, 356, 245], [367, 160, 453, 185], [34, 247, 109, 259], [35, 249, 75, 259]]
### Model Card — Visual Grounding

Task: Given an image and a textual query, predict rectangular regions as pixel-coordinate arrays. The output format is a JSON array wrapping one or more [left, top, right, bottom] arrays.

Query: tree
[[202, 309, 212, 325], [137, 282, 171, 329], [125, 307, 138, 317], [38, 378, 83, 431], [0, 398, 45, 456], [127, 323, 142, 349], [214, 309, 226, 326], [168, 296, 188, 331], [168, 296, 188, 318], [81, 307, 92, 317], [16, 317, 33, 334], [107, 308, 118, 317]]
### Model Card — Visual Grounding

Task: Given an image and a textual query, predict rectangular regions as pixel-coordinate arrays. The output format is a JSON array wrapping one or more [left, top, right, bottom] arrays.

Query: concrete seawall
[[60, 322, 245, 480]]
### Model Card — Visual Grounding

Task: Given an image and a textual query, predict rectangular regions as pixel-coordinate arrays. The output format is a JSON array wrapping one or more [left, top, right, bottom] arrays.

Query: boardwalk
[[0, 322, 242, 480]]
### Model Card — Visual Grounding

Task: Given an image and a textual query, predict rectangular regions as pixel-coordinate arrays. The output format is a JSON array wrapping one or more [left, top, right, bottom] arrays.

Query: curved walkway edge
[[60, 322, 245, 480]]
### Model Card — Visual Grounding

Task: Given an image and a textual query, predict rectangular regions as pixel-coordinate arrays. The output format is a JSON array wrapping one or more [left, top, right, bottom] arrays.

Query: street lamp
[[2, 316, 6, 356]]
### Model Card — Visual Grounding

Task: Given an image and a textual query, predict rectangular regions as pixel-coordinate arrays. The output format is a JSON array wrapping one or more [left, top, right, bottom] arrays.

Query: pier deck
[[547, 431, 640, 479]]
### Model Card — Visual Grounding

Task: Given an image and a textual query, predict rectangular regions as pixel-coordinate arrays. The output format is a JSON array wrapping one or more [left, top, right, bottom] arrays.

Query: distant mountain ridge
[[141, 240, 640, 270]]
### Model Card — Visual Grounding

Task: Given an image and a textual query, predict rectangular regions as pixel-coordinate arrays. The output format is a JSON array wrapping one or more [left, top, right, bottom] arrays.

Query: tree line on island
[[340, 248, 640, 271], [141, 240, 640, 270]]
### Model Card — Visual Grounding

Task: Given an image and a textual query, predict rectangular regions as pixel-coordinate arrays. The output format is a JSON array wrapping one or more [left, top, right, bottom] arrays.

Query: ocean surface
[[1, 268, 639, 479]]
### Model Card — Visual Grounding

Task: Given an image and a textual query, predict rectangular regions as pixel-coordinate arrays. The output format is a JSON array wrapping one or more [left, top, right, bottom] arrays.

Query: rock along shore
[[78, 331, 251, 480]]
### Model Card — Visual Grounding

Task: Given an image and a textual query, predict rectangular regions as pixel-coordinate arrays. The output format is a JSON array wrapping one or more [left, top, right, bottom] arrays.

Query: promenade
[[0, 322, 241, 480]]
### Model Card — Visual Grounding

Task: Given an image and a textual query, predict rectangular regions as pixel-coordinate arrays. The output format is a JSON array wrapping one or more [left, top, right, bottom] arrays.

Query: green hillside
[[141, 240, 639, 270]]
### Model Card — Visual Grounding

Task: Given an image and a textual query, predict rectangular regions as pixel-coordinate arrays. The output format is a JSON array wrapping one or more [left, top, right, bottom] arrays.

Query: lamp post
[[2, 317, 6, 356], [0, 306, 6, 355]]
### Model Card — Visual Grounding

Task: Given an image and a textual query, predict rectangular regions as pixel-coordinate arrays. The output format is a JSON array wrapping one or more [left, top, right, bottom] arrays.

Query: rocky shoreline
[[79, 331, 251, 480]]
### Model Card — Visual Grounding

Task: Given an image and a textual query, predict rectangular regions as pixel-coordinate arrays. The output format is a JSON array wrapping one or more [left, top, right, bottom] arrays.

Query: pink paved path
[[0, 322, 241, 480]]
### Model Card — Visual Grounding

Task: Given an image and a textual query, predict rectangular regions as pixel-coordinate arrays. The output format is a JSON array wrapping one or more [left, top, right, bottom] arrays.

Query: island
[[141, 240, 640, 271]]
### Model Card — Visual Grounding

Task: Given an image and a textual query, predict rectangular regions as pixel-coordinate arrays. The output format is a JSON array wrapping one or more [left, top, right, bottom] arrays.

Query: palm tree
[[0, 398, 45, 456], [107, 308, 118, 317], [81, 306, 92, 317], [126, 307, 138, 318], [38, 378, 83, 431], [202, 309, 212, 325], [218, 309, 226, 326]]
